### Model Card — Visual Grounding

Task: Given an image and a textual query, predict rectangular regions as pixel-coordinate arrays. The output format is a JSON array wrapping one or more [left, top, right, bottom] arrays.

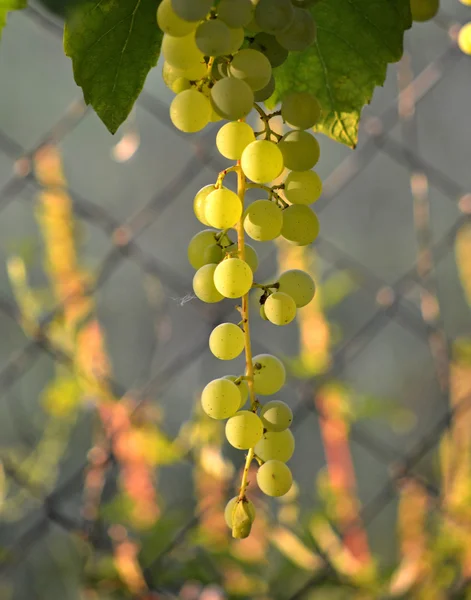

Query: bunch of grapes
[[158, 0, 321, 539]]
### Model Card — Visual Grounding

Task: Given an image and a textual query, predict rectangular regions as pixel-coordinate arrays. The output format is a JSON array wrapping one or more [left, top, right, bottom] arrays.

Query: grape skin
[[203, 243, 223, 264], [264, 291, 297, 325], [458, 23, 471, 55], [195, 19, 231, 56], [284, 170, 322, 205], [229, 49, 272, 92], [201, 378, 241, 419], [254, 0, 294, 35], [170, 89, 211, 133], [162, 33, 205, 72], [260, 401, 293, 432], [187, 229, 218, 269], [224, 496, 256, 529], [214, 258, 253, 298], [211, 78, 254, 121], [217, 0, 253, 28], [276, 7, 316, 52], [171, 0, 212, 22], [224, 243, 259, 273], [278, 269, 315, 307], [193, 264, 224, 303], [241, 140, 284, 184], [281, 204, 320, 246], [256, 460, 293, 497], [281, 92, 321, 130], [216, 122, 256, 160], [193, 184, 215, 226], [250, 33, 288, 68], [410, 0, 439, 22], [252, 354, 286, 395], [225, 410, 264, 449], [278, 130, 320, 171], [243, 200, 283, 242], [223, 375, 249, 408], [205, 188, 242, 229], [254, 429, 295, 462], [157, 0, 196, 37], [209, 323, 245, 360]]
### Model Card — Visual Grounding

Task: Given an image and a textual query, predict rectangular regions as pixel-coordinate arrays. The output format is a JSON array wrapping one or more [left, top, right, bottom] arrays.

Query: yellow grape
[[224, 496, 256, 538], [252, 353, 286, 395], [256, 460, 293, 497], [458, 23, 471, 55], [281, 92, 321, 129], [254, 429, 295, 462], [264, 291, 297, 325], [278, 130, 320, 171], [216, 122, 256, 160], [211, 78, 254, 121], [223, 243, 259, 273], [281, 204, 319, 246], [209, 323, 245, 360], [214, 258, 253, 298], [205, 188, 242, 229], [170, 89, 211, 133], [277, 269, 315, 307], [284, 170, 322, 205], [229, 48, 272, 91], [157, 0, 196, 37], [193, 184, 215, 226], [193, 264, 224, 303], [223, 375, 249, 408], [410, 0, 439, 22], [162, 33, 205, 72], [187, 229, 218, 269], [240, 140, 284, 184], [225, 410, 264, 449], [201, 378, 241, 419], [243, 200, 283, 241], [195, 18, 231, 56], [260, 400, 293, 432]]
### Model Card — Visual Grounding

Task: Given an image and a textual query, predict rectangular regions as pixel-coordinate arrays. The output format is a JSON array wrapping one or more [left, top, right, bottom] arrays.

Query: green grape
[[205, 188, 242, 229], [410, 0, 439, 22], [260, 400, 293, 432], [264, 291, 297, 325], [278, 269, 315, 307], [256, 460, 293, 497], [201, 378, 240, 419], [193, 184, 215, 225], [224, 496, 256, 530], [243, 200, 283, 242], [171, 77, 192, 93], [210, 57, 229, 81], [224, 243, 259, 273], [260, 304, 268, 320], [276, 7, 316, 51], [253, 76, 275, 102], [228, 49, 272, 92], [281, 92, 321, 130], [228, 27, 245, 54], [458, 23, 471, 55], [284, 170, 322, 205], [170, 89, 211, 133], [240, 140, 284, 184], [252, 354, 286, 395], [245, 15, 262, 34], [162, 33, 205, 71], [157, 0, 196, 36], [209, 323, 245, 360], [281, 204, 319, 246], [214, 258, 254, 298], [223, 375, 249, 408], [278, 130, 320, 171], [162, 62, 185, 90], [216, 122, 256, 160], [193, 264, 224, 303], [254, 429, 295, 462], [254, 0, 294, 34], [250, 33, 288, 68], [225, 410, 264, 449], [203, 243, 223, 264], [171, 0, 212, 22], [187, 229, 217, 268], [218, 0, 253, 28], [210, 78, 254, 121], [195, 19, 231, 56]]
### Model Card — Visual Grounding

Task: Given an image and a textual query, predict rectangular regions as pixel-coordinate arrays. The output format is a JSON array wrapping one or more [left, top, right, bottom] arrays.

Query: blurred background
[[0, 1, 471, 598]]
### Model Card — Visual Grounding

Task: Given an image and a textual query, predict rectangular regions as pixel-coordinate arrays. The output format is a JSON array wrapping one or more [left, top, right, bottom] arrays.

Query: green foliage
[[64, 0, 163, 133], [268, 0, 412, 147], [0, 0, 26, 41]]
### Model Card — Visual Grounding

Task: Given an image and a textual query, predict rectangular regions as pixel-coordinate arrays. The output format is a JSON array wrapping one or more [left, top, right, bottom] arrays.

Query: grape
[[210, 57, 229, 81], [281, 92, 321, 130], [410, 0, 439, 22], [203, 243, 223, 264], [276, 7, 316, 52], [284, 170, 322, 205], [229, 49, 272, 92], [162, 33, 205, 71], [214, 258, 253, 298], [201, 378, 240, 419], [218, 0, 253, 28], [187, 229, 217, 268], [224, 243, 259, 273], [211, 78, 254, 121], [260, 304, 268, 320], [460, 0, 471, 5], [253, 76, 275, 102], [163, 62, 205, 90], [243, 200, 283, 241], [225, 410, 264, 449], [264, 291, 297, 325], [278, 269, 315, 307], [204, 188, 242, 229], [252, 354, 286, 395], [172, 77, 192, 93], [278, 130, 320, 171], [228, 27, 245, 54], [240, 140, 284, 184], [171, 0, 212, 22], [223, 375, 249, 408], [245, 15, 262, 34], [260, 400, 293, 432], [250, 33, 288, 68], [209, 323, 245, 360], [157, 0, 196, 36], [193, 264, 224, 303], [193, 184, 215, 225], [216, 122, 256, 160], [170, 89, 211, 133], [256, 460, 293, 497], [195, 19, 232, 56], [458, 23, 471, 55], [224, 496, 256, 529], [281, 204, 319, 246], [254, 429, 295, 462], [254, 0, 294, 34]]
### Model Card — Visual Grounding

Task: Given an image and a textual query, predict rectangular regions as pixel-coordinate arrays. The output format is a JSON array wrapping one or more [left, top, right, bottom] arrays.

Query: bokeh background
[[0, 1, 471, 598]]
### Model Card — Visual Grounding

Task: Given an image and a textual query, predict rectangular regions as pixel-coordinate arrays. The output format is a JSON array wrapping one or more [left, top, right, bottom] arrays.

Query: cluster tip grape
[[158, 0, 320, 538]]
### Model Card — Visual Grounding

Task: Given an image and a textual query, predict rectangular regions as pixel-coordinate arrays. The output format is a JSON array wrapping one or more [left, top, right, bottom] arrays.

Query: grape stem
[[253, 103, 283, 141], [216, 165, 238, 188], [246, 183, 288, 208], [235, 161, 257, 502]]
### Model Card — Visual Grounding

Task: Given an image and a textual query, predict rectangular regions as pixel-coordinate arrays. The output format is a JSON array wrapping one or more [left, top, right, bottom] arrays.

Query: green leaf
[[0, 0, 27, 40], [64, 0, 163, 134], [270, 0, 412, 148]]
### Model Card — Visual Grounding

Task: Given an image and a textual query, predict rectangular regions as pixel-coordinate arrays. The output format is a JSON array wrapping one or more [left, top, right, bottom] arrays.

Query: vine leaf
[[269, 0, 412, 148], [64, 0, 163, 134], [0, 0, 27, 40]]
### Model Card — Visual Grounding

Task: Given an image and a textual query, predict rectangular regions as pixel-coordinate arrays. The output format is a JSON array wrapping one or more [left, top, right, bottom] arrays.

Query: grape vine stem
[[236, 161, 256, 502]]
